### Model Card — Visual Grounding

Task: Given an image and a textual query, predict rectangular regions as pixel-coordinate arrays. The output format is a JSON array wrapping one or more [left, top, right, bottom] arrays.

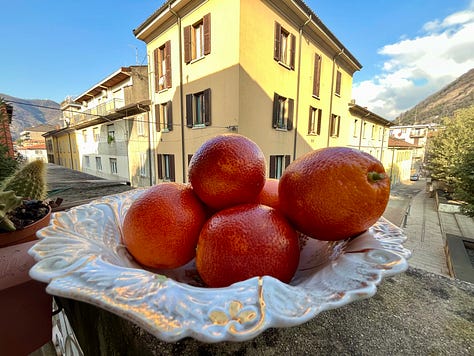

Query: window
[[313, 53, 322, 97], [335, 70, 342, 96], [274, 22, 295, 69], [154, 41, 171, 91], [308, 106, 322, 135], [353, 119, 358, 137], [139, 153, 147, 177], [269, 155, 291, 179], [84, 156, 90, 168], [378, 127, 383, 141], [329, 114, 341, 137], [363, 122, 367, 139], [137, 114, 146, 136], [107, 124, 115, 144], [95, 157, 102, 171], [371, 125, 376, 140], [110, 158, 118, 174], [93, 127, 99, 142], [155, 101, 173, 131], [82, 130, 87, 143], [186, 89, 211, 127], [184, 13, 211, 63], [272, 93, 294, 130], [157, 154, 175, 182]]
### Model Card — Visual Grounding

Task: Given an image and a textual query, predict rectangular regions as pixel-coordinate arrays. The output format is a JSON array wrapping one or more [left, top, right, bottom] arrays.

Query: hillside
[[0, 94, 61, 140], [395, 68, 474, 125]]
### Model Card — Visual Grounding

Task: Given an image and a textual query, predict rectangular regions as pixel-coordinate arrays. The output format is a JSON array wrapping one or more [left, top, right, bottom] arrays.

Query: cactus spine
[[1, 160, 47, 200]]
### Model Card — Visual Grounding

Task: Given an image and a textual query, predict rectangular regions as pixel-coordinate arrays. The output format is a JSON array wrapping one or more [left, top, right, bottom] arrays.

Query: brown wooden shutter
[[154, 48, 160, 92], [308, 107, 313, 134], [313, 54, 321, 97], [166, 101, 173, 131], [187, 154, 193, 166], [285, 155, 291, 168], [204, 88, 211, 126], [317, 109, 322, 135], [287, 98, 294, 130], [157, 154, 163, 179], [335, 71, 342, 95], [203, 13, 211, 55], [290, 34, 296, 69], [184, 25, 191, 64], [165, 41, 172, 88], [155, 104, 161, 131], [185, 94, 193, 127], [274, 22, 281, 61], [329, 114, 334, 136], [272, 93, 279, 128], [169, 154, 176, 182], [336, 115, 341, 137], [269, 156, 276, 178]]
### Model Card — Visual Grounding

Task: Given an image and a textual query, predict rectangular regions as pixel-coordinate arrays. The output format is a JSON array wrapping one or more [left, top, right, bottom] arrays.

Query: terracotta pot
[[0, 206, 51, 248]]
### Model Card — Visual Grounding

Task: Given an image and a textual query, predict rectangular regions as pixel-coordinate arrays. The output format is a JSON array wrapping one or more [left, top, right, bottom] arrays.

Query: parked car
[[410, 173, 420, 181]]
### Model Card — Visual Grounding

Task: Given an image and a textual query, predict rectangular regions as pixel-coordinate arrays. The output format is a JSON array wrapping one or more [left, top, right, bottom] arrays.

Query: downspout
[[169, 5, 186, 183], [327, 48, 344, 147], [293, 15, 311, 160], [137, 103, 153, 186], [67, 131, 74, 169]]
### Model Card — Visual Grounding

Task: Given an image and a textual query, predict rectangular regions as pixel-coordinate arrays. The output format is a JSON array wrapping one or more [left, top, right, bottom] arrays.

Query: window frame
[[312, 53, 322, 98], [157, 153, 176, 182], [154, 41, 172, 91], [274, 22, 295, 70], [272, 93, 294, 131], [186, 89, 211, 128], [184, 13, 211, 64], [329, 114, 341, 137], [95, 156, 102, 171], [269, 155, 291, 179], [308, 106, 322, 135], [110, 158, 118, 175], [335, 70, 342, 96], [139, 152, 147, 177]]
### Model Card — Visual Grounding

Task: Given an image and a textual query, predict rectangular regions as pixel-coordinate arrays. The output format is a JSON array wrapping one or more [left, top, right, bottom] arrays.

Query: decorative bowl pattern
[[29, 189, 411, 343]]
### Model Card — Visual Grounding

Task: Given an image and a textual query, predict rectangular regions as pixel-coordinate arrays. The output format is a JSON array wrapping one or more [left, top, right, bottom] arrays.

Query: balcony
[[70, 98, 125, 127], [410, 130, 425, 138]]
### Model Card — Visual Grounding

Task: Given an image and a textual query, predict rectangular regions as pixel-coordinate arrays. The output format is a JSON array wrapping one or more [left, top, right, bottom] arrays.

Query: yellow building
[[134, 0, 391, 184]]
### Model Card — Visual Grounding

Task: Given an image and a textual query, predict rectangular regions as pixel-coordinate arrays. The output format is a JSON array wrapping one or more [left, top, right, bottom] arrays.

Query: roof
[[133, 0, 362, 70], [348, 103, 393, 126], [22, 124, 57, 133], [388, 137, 419, 148]]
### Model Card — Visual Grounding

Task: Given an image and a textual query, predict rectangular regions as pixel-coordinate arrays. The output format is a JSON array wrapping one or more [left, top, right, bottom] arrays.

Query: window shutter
[[203, 13, 211, 55], [290, 34, 296, 69], [313, 54, 321, 97], [185, 94, 193, 127], [204, 88, 211, 126], [187, 154, 193, 167], [317, 109, 322, 135], [335, 71, 342, 95], [308, 107, 313, 134], [157, 154, 163, 179], [274, 22, 281, 61], [155, 104, 161, 131], [269, 156, 276, 178], [272, 93, 279, 128], [169, 155, 176, 182], [336, 116, 341, 137], [287, 98, 294, 130], [184, 25, 191, 64], [285, 155, 291, 168], [329, 115, 334, 136], [154, 48, 160, 92], [165, 41, 172, 88], [167, 101, 173, 131]]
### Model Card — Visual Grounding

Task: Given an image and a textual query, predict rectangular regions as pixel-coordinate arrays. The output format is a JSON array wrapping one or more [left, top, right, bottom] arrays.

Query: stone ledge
[[57, 267, 474, 355]]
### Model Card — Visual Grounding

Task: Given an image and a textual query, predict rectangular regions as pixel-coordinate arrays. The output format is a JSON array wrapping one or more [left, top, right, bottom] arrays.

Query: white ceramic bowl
[[29, 189, 410, 343]]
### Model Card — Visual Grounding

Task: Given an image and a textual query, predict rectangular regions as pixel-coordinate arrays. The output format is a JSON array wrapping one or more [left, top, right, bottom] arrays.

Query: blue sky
[[1, 0, 473, 120]]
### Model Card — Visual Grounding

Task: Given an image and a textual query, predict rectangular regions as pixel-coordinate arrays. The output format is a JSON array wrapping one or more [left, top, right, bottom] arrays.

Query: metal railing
[[71, 98, 124, 126]]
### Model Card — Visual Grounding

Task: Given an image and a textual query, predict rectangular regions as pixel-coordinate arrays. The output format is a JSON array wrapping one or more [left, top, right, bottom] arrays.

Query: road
[[383, 179, 425, 227]]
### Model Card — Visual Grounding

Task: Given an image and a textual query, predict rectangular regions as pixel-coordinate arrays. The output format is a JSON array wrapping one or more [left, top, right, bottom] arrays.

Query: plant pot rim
[[0, 205, 52, 248]]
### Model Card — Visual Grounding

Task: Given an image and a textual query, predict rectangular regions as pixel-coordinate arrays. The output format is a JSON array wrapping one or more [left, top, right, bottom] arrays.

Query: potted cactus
[[0, 160, 52, 247]]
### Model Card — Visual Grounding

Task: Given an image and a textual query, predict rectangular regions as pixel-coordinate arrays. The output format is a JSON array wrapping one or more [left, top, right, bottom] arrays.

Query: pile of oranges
[[123, 134, 390, 288]]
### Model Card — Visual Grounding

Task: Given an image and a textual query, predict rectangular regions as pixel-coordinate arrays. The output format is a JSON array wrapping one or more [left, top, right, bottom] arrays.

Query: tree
[[0, 143, 19, 183], [426, 106, 474, 216]]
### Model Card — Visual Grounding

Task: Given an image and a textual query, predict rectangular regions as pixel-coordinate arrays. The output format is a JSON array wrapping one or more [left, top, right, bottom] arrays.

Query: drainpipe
[[293, 15, 311, 160], [327, 48, 344, 147], [137, 103, 153, 186], [67, 132, 74, 169], [169, 5, 186, 183]]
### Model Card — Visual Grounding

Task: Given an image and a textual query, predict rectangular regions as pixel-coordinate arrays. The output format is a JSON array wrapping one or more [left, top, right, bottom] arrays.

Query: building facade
[[133, 0, 392, 184]]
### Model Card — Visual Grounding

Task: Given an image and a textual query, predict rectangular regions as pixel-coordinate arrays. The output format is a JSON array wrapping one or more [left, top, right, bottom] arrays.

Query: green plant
[[0, 160, 48, 232], [107, 134, 115, 144]]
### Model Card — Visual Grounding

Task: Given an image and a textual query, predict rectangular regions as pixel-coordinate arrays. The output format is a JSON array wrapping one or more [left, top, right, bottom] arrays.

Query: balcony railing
[[71, 98, 124, 126]]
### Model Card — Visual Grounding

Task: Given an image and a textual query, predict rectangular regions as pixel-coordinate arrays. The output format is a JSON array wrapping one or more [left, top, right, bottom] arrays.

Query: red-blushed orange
[[254, 178, 280, 210], [188, 134, 266, 210], [279, 147, 390, 241], [122, 182, 207, 269], [195, 203, 300, 287]]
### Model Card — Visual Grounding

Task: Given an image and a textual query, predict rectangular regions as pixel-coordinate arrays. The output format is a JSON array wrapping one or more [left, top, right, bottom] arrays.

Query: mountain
[[395, 68, 474, 125], [0, 94, 62, 140]]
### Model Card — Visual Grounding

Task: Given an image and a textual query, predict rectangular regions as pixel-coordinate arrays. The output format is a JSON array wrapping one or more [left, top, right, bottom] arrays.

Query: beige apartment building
[[133, 0, 393, 184]]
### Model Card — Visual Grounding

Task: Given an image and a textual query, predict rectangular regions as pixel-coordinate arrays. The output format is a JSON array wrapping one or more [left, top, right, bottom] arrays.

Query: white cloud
[[353, 3, 474, 121]]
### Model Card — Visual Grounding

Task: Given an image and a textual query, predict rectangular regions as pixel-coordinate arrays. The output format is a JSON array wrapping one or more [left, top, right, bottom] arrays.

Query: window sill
[[311, 95, 320, 100], [190, 55, 205, 64], [192, 124, 206, 129], [277, 61, 293, 70], [334, 93, 341, 98], [157, 88, 169, 93], [275, 127, 288, 132], [161, 128, 170, 133], [307, 132, 320, 136]]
